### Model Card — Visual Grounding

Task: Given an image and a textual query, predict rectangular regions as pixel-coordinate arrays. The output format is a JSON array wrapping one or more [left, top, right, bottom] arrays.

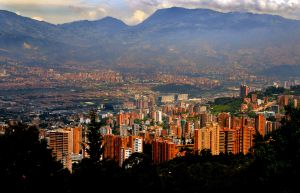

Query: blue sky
[[0, 0, 300, 25]]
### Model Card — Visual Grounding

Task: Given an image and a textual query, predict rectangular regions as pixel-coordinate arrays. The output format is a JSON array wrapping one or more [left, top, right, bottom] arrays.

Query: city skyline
[[0, 0, 300, 24]]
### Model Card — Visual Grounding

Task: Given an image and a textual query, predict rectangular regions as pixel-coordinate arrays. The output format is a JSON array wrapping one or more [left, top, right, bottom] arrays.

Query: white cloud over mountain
[[1, 0, 300, 24]]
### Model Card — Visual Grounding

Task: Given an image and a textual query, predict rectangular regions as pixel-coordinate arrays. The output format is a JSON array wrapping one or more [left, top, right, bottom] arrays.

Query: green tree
[[250, 105, 300, 193], [86, 110, 103, 162], [0, 123, 69, 193], [122, 152, 161, 193]]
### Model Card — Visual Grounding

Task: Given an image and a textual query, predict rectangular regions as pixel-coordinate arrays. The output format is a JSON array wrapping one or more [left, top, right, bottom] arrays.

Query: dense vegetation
[[0, 124, 69, 192], [291, 85, 300, 95], [0, 106, 299, 193], [211, 86, 291, 114], [247, 86, 287, 100], [264, 86, 286, 96], [153, 84, 204, 96], [210, 97, 243, 114]]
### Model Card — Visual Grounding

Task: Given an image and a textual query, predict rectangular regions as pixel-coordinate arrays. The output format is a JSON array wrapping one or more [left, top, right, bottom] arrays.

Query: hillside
[[1, 7, 300, 76]]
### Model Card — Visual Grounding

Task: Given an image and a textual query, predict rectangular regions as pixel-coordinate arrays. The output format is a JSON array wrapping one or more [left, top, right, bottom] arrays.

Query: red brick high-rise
[[255, 114, 266, 136], [73, 127, 82, 155], [103, 134, 116, 160], [152, 139, 178, 164], [236, 126, 255, 154], [194, 129, 201, 154], [218, 112, 231, 129], [114, 136, 128, 163], [48, 129, 73, 171], [219, 127, 237, 154], [240, 84, 249, 98], [194, 122, 220, 155]]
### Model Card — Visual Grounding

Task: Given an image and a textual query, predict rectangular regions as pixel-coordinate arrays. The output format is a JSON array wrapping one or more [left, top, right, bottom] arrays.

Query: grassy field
[[211, 97, 243, 114]]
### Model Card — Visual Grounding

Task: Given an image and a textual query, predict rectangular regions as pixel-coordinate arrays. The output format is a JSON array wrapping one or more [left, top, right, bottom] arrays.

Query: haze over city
[[0, 1, 300, 193]]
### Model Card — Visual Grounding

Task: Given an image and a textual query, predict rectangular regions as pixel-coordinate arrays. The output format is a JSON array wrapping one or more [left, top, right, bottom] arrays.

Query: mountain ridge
[[2, 7, 299, 26], [1, 7, 300, 77]]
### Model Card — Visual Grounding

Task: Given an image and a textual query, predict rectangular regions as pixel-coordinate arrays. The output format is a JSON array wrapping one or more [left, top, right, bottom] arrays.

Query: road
[[253, 101, 277, 112]]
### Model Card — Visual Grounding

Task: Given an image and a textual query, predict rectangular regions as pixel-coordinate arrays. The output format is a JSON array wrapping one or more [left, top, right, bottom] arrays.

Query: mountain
[[59, 17, 128, 43], [140, 7, 296, 30], [0, 10, 77, 65], [1, 7, 300, 76]]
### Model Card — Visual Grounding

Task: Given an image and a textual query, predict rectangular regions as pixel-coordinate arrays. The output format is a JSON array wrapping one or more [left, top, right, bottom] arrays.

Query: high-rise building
[[152, 139, 178, 164], [219, 128, 237, 154], [209, 122, 220, 155], [133, 137, 143, 153], [266, 121, 273, 134], [255, 114, 266, 136], [103, 135, 142, 165], [120, 125, 129, 136], [156, 111, 163, 123], [103, 134, 116, 160], [199, 112, 208, 128], [278, 95, 290, 107], [119, 147, 132, 167], [236, 126, 255, 154], [128, 136, 135, 149], [194, 129, 202, 154], [194, 122, 220, 155], [184, 121, 193, 141], [151, 111, 157, 122], [240, 84, 249, 98], [166, 142, 177, 161], [48, 129, 73, 171], [133, 124, 140, 136], [114, 136, 128, 163], [218, 112, 231, 129], [72, 127, 82, 155], [116, 112, 124, 126]]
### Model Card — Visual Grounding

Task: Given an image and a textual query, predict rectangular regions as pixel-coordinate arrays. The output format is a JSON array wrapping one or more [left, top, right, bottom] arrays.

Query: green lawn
[[211, 105, 232, 113], [210, 97, 243, 114]]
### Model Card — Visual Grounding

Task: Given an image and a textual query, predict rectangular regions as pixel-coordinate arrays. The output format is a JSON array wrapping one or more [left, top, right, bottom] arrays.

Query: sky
[[0, 0, 300, 25]]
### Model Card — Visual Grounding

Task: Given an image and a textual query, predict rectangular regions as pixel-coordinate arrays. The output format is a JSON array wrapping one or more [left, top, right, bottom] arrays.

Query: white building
[[177, 94, 188, 101], [119, 147, 132, 167], [133, 124, 140, 136], [156, 111, 162, 123], [133, 138, 143, 153], [161, 95, 175, 103]]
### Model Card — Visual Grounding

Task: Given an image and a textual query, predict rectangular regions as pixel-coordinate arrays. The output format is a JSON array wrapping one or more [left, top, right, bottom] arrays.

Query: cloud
[[124, 0, 300, 23], [127, 10, 148, 24], [155, 0, 300, 11], [32, 16, 44, 21], [1, 0, 300, 24], [23, 42, 32, 49], [0, 0, 77, 6], [200, 0, 300, 12], [0, 1, 109, 23]]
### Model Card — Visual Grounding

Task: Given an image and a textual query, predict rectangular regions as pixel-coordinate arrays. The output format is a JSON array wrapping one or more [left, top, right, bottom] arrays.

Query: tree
[[0, 123, 69, 193], [250, 105, 300, 193], [71, 111, 107, 192], [122, 152, 161, 193], [86, 110, 103, 162]]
